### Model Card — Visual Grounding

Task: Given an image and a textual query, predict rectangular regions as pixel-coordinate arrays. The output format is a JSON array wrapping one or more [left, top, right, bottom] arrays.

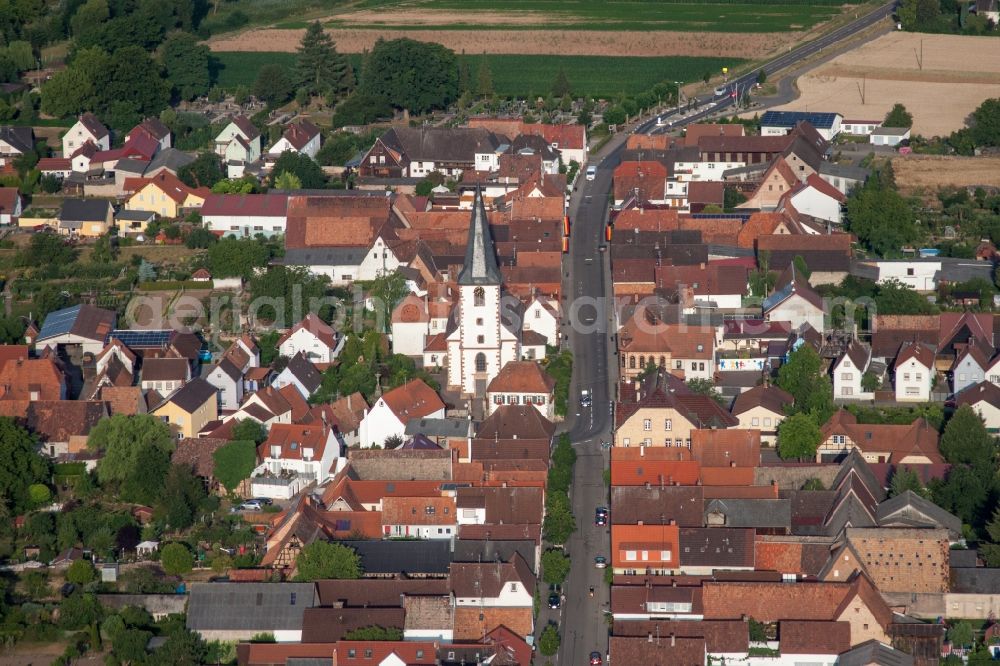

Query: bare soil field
[[892, 155, 1000, 194], [208, 27, 802, 59], [777, 33, 1000, 137]]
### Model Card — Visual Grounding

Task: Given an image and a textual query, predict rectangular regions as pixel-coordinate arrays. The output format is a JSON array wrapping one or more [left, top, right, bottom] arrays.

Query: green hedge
[[137, 280, 208, 291]]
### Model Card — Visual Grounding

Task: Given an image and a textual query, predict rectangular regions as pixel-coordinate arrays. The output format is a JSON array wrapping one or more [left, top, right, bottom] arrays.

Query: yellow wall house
[[152, 377, 218, 439], [125, 171, 208, 219], [614, 369, 737, 448], [58, 198, 114, 237]]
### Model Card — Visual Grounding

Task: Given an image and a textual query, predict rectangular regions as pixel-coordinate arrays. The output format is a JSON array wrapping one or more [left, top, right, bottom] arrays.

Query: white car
[[714, 86, 727, 96], [585, 165, 597, 181]]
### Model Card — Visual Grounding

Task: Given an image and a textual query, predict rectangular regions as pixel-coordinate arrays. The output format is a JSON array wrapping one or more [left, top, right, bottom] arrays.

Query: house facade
[[894, 341, 934, 402]]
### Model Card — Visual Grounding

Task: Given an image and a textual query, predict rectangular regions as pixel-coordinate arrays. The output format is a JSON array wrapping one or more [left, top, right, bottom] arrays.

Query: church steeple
[[457, 186, 502, 286]]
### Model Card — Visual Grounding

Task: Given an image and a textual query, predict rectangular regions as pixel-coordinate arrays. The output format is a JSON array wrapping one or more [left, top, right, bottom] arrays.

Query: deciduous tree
[[884, 103, 913, 128], [777, 413, 822, 461], [212, 440, 258, 493], [360, 38, 459, 113], [541, 549, 571, 585], [160, 542, 194, 576], [161, 33, 211, 101], [0, 417, 50, 515], [253, 64, 293, 105], [295, 541, 362, 581]]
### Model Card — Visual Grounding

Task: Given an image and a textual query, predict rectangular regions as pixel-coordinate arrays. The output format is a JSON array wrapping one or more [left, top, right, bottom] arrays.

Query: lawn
[[324, 0, 853, 32], [213, 52, 742, 98]]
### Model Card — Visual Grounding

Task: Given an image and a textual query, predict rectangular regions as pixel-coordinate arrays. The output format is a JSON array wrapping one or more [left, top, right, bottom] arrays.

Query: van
[[585, 166, 597, 181]]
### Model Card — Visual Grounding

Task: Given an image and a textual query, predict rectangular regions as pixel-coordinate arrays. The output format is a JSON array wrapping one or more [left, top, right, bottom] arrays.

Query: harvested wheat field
[[776, 32, 1000, 137], [208, 27, 802, 59], [892, 155, 1000, 195]]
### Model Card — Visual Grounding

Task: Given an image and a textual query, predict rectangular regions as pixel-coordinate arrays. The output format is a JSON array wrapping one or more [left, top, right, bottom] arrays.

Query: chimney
[[647, 633, 653, 644], [730, 460, 736, 468], [669, 519, 676, 526], [670, 633, 675, 647], [644, 481, 651, 490]]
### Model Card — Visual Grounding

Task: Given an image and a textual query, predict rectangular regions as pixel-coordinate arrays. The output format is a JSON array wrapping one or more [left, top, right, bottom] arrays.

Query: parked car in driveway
[[548, 593, 561, 609], [594, 556, 607, 568]]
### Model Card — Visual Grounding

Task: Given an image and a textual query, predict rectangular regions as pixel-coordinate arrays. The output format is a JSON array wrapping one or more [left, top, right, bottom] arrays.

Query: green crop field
[[320, 0, 857, 33], [212, 52, 742, 98]]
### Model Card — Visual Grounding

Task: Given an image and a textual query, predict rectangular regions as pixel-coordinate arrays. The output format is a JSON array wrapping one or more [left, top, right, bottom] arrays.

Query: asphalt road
[[547, 5, 896, 665], [635, 1, 895, 135]]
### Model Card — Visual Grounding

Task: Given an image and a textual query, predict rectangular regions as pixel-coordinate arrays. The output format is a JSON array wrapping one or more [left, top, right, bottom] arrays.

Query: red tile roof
[[262, 423, 333, 461], [614, 161, 668, 202], [277, 313, 338, 350], [201, 193, 288, 217], [378, 378, 445, 421], [690, 429, 761, 468], [486, 360, 555, 394]]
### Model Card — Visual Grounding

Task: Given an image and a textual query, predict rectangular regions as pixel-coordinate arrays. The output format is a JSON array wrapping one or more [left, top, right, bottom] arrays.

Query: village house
[[272, 351, 323, 401], [955, 381, 1000, 432], [204, 358, 244, 411], [254, 422, 343, 499], [451, 554, 535, 640], [124, 171, 208, 218], [952, 341, 990, 394], [0, 187, 22, 225], [139, 357, 191, 394], [730, 384, 792, 445], [358, 379, 446, 448], [761, 111, 843, 141], [485, 360, 556, 419], [894, 341, 935, 402], [614, 369, 738, 448], [151, 377, 219, 439], [360, 126, 508, 178], [832, 340, 874, 400], [35, 304, 116, 356], [58, 199, 114, 237], [278, 314, 341, 364], [762, 265, 826, 334], [186, 583, 316, 642], [0, 126, 34, 170], [268, 120, 322, 162], [62, 113, 110, 157], [817, 409, 943, 465], [618, 309, 715, 380], [201, 193, 289, 238], [381, 496, 457, 540], [391, 293, 433, 357], [611, 523, 680, 576], [213, 115, 262, 177]]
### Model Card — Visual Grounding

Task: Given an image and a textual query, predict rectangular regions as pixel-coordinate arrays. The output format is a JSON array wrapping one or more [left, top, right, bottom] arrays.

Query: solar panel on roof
[[107, 329, 174, 348], [760, 111, 838, 128], [37, 304, 84, 340]]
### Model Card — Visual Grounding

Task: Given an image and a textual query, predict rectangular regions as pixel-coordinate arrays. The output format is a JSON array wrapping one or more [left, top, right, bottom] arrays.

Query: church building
[[445, 188, 521, 396]]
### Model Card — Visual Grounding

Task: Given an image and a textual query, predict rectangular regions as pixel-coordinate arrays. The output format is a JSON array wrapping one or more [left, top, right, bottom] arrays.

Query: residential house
[[762, 265, 826, 334], [62, 113, 110, 157], [739, 159, 799, 211], [690, 429, 761, 467], [678, 527, 755, 575], [451, 554, 535, 640], [614, 369, 738, 448], [0, 126, 33, 170], [818, 162, 870, 196], [282, 194, 404, 285], [35, 304, 116, 356], [391, 293, 432, 357], [0, 400, 106, 458], [268, 120, 321, 161], [278, 313, 341, 363], [214, 116, 261, 177], [360, 127, 507, 178], [115, 210, 155, 236], [359, 379, 446, 447], [255, 422, 342, 498], [381, 496, 457, 540], [832, 340, 874, 400], [485, 360, 556, 419], [522, 294, 560, 347], [871, 127, 911, 147], [186, 583, 316, 642], [205, 359, 244, 411], [0, 187, 22, 225], [611, 523, 680, 575], [58, 199, 114, 237], [124, 171, 208, 218], [613, 161, 667, 206], [730, 385, 792, 445], [788, 174, 847, 226], [151, 377, 219, 439], [817, 409, 943, 465], [841, 119, 882, 136], [700, 572, 893, 646], [201, 193, 289, 238], [955, 381, 1000, 432], [952, 341, 990, 394], [128, 118, 171, 151], [329, 392, 368, 448], [894, 341, 935, 402], [272, 352, 323, 401], [654, 263, 749, 312], [222, 335, 260, 374], [140, 357, 191, 394], [618, 309, 715, 380], [471, 403, 554, 467], [757, 233, 852, 286], [761, 111, 842, 140]]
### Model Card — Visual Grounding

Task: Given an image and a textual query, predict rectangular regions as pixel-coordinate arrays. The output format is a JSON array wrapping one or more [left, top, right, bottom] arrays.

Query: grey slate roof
[[283, 247, 368, 268], [704, 498, 792, 530], [951, 567, 1000, 594], [146, 148, 195, 174], [875, 490, 962, 538], [452, 539, 538, 573], [164, 377, 216, 413], [0, 126, 34, 154], [818, 161, 870, 182], [382, 126, 504, 164], [457, 187, 502, 286], [949, 548, 978, 568], [185, 582, 315, 632], [405, 417, 475, 438], [60, 198, 112, 223], [837, 639, 913, 666], [341, 539, 451, 576], [284, 352, 322, 393]]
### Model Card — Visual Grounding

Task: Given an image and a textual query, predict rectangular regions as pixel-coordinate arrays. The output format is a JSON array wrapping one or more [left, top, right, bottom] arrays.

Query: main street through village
[[550, 3, 896, 664]]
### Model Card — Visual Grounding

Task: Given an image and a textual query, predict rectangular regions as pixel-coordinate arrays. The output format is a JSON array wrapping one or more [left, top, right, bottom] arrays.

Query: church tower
[[446, 187, 520, 396]]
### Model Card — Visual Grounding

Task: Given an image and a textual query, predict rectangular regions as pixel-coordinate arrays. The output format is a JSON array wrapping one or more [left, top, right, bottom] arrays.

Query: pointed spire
[[457, 185, 502, 286]]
